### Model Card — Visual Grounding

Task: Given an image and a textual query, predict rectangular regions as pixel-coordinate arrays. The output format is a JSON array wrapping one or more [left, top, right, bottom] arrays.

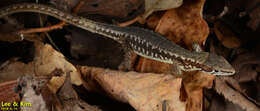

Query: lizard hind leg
[[118, 47, 135, 71]]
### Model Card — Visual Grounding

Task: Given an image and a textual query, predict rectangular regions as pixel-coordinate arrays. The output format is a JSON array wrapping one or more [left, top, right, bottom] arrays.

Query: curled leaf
[[141, 0, 183, 19]]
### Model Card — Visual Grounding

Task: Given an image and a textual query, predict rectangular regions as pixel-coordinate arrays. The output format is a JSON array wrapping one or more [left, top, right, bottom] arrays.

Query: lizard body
[[0, 3, 235, 75]]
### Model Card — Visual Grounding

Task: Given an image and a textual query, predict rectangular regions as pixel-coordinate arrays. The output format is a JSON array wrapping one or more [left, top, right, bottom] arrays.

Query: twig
[[117, 16, 139, 27], [215, 77, 260, 111]]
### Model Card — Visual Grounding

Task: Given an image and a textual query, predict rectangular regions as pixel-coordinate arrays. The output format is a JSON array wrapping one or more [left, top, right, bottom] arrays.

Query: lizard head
[[201, 53, 235, 75]]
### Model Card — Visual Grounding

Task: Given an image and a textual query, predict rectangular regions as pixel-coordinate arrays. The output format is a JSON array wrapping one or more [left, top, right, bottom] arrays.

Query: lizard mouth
[[199, 64, 235, 75], [210, 70, 235, 75]]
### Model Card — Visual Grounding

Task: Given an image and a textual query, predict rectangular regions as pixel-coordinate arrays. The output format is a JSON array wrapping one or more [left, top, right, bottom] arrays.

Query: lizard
[[0, 3, 235, 75]]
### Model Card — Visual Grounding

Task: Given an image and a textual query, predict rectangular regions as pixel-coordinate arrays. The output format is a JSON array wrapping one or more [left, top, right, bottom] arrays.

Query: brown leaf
[[182, 72, 215, 111], [80, 67, 216, 111], [141, 0, 183, 19], [0, 40, 83, 86], [146, 12, 165, 29], [41, 72, 102, 111], [80, 66, 186, 111], [33, 41, 83, 86], [0, 60, 34, 83], [155, 0, 209, 48], [214, 21, 241, 49], [47, 76, 66, 94], [135, 57, 172, 73]]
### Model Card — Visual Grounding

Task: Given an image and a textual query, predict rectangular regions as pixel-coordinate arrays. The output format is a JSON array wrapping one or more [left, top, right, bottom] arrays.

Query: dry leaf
[[141, 0, 183, 19], [33, 41, 83, 86], [47, 76, 66, 94], [0, 40, 83, 87], [136, 57, 172, 73], [214, 21, 241, 49], [146, 12, 164, 29], [155, 0, 209, 48], [182, 72, 215, 111], [53, 73, 101, 111], [215, 77, 260, 111], [80, 67, 216, 111], [80, 66, 186, 111], [0, 61, 34, 83]]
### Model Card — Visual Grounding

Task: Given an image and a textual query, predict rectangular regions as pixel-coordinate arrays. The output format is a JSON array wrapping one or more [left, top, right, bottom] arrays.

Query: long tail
[[0, 3, 122, 41]]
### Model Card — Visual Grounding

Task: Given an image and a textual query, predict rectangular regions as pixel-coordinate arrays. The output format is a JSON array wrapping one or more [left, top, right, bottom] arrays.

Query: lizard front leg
[[192, 43, 203, 52], [169, 43, 202, 75], [168, 59, 183, 75]]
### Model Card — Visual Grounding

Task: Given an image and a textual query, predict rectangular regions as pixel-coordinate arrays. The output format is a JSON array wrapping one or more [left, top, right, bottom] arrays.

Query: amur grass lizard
[[0, 3, 235, 75]]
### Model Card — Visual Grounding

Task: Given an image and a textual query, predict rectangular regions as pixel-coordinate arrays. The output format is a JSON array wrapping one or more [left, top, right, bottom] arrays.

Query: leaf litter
[[0, 0, 259, 111]]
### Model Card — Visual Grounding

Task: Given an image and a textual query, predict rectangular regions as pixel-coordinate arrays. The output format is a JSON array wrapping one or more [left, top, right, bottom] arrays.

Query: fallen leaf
[[136, 57, 172, 73], [214, 21, 241, 49], [0, 61, 34, 83], [0, 40, 83, 86], [53, 72, 101, 111], [80, 66, 186, 111], [33, 41, 83, 86], [182, 72, 215, 111], [141, 0, 183, 19], [155, 0, 209, 48], [47, 75, 66, 94], [146, 12, 164, 29]]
